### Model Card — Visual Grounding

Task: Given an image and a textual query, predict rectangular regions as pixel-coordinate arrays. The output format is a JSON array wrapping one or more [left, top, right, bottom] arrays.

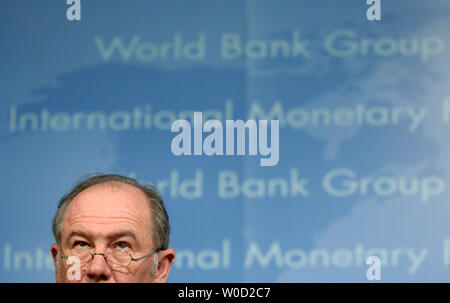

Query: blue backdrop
[[1, 0, 450, 282]]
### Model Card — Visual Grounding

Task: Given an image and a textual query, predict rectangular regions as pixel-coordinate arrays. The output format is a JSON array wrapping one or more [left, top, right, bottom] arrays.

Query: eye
[[116, 241, 130, 250], [74, 241, 89, 248]]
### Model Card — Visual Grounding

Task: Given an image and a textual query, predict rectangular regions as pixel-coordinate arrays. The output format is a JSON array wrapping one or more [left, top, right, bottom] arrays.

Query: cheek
[[59, 263, 83, 283], [119, 264, 154, 283], [112, 271, 139, 283], [57, 262, 68, 281]]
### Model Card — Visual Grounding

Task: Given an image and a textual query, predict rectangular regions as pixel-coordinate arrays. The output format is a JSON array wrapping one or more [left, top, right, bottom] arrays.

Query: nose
[[85, 253, 113, 282]]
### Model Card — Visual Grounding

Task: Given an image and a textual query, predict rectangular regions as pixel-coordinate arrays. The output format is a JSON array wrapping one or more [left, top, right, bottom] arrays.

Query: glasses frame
[[59, 245, 159, 268]]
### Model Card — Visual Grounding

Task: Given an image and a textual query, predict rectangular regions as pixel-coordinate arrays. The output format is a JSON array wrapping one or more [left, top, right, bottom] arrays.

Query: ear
[[153, 248, 175, 283], [51, 244, 62, 282]]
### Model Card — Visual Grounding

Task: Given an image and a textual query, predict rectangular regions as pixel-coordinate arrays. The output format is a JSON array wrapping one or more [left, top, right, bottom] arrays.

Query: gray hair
[[52, 173, 170, 252]]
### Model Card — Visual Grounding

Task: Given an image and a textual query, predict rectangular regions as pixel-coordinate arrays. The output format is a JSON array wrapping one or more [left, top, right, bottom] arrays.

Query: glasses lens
[[110, 250, 132, 267], [70, 247, 92, 270], [65, 247, 133, 272]]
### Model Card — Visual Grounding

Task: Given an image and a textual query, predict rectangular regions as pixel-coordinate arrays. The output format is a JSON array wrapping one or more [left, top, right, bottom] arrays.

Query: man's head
[[50, 174, 175, 283]]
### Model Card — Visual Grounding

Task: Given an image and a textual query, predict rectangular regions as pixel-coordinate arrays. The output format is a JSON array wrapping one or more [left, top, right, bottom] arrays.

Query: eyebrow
[[107, 230, 138, 242], [67, 230, 138, 243], [67, 230, 92, 242]]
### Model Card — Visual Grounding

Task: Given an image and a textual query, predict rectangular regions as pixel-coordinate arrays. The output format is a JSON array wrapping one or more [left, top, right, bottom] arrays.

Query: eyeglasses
[[59, 245, 158, 271]]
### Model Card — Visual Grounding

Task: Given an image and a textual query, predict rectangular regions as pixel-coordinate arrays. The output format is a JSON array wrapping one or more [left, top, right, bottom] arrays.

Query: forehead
[[63, 181, 152, 235]]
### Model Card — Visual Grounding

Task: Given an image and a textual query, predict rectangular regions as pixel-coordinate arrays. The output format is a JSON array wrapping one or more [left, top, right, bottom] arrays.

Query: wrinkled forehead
[[62, 181, 153, 238]]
